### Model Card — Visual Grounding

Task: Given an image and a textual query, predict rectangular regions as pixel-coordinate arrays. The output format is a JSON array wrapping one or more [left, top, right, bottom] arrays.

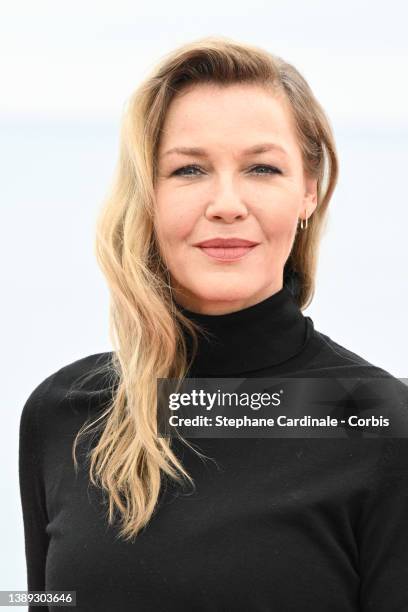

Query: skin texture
[[153, 82, 318, 315]]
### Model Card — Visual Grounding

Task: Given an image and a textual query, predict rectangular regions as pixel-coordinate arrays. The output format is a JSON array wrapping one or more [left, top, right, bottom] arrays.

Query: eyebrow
[[161, 142, 289, 159]]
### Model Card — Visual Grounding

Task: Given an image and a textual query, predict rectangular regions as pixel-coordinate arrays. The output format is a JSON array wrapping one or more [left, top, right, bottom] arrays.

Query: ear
[[301, 175, 318, 220]]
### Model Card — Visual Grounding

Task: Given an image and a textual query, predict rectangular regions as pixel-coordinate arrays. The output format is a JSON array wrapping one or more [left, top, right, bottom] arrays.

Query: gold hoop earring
[[300, 215, 308, 230]]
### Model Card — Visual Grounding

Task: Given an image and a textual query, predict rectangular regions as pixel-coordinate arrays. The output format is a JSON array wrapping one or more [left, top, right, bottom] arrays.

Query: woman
[[19, 36, 408, 611]]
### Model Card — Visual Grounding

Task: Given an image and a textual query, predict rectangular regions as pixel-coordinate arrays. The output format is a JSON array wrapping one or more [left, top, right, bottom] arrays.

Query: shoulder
[[20, 351, 116, 431], [308, 323, 395, 375], [306, 324, 408, 435]]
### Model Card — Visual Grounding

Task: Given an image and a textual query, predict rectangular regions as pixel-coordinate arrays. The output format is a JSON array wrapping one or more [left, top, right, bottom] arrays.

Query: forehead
[[158, 82, 299, 155]]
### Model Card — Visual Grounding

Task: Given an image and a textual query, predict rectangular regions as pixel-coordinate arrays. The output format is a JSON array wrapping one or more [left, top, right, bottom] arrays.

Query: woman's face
[[154, 82, 317, 315]]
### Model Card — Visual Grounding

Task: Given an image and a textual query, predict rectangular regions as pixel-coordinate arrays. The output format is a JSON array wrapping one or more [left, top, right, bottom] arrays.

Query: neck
[[177, 284, 310, 376]]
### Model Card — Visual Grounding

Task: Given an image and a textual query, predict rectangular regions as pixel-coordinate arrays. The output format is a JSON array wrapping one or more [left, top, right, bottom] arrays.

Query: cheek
[[154, 194, 198, 246], [250, 181, 301, 223], [259, 199, 298, 239]]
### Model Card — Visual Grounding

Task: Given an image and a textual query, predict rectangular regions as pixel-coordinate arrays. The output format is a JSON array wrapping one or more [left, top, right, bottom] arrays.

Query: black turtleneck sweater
[[19, 286, 408, 611]]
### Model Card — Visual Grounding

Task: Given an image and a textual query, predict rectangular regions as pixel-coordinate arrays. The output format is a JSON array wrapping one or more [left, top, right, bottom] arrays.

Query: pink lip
[[197, 244, 258, 261], [194, 237, 260, 248]]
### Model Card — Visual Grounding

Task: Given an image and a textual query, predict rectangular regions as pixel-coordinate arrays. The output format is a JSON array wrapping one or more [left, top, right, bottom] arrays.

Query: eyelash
[[171, 164, 282, 177]]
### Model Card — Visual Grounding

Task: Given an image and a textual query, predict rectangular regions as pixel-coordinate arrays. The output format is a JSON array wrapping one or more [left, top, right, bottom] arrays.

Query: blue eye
[[171, 164, 282, 177], [172, 165, 203, 176], [249, 165, 282, 175]]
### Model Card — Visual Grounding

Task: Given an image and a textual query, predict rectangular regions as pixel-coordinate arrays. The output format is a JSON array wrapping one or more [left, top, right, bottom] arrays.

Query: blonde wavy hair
[[72, 35, 339, 542]]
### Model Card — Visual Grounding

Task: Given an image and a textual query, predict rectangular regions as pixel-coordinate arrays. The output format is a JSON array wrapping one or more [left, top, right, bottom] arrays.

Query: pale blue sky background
[[1, 0, 407, 605]]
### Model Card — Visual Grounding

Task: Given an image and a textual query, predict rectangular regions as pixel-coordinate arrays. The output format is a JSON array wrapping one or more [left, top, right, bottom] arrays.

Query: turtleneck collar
[[176, 285, 311, 376]]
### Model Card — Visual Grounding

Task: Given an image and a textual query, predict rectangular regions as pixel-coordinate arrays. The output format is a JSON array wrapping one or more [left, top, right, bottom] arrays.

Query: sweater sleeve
[[358, 438, 408, 611], [19, 376, 53, 612]]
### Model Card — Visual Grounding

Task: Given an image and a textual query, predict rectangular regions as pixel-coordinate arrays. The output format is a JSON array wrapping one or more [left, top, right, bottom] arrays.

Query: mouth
[[196, 244, 258, 261]]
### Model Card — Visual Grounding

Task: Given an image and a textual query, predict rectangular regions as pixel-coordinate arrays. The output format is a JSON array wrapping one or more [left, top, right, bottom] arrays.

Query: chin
[[192, 285, 257, 304]]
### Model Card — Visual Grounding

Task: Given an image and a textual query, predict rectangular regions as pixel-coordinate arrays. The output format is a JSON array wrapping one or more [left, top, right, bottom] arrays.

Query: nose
[[204, 178, 249, 222]]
